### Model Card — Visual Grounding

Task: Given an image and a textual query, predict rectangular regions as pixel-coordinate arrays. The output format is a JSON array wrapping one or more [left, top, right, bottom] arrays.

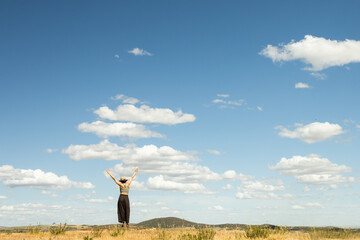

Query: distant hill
[[136, 217, 248, 229], [136, 217, 203, 228], [135, 217, 360, 232]]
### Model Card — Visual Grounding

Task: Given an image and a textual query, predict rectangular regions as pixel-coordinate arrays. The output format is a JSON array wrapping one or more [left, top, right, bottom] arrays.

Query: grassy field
[[1, 225, 360, 240]]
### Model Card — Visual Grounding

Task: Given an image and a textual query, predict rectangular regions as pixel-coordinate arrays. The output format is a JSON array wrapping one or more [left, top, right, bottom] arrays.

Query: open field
[[1, 226, 360, 240]]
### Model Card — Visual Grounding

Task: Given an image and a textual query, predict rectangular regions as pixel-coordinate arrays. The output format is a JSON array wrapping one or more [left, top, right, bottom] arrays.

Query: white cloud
[[112, 161, 221, 183], [292, 202, 324, 210], [283, 193, 295, 199], [111, 94, 140, 104], [236, 180, 285, 199], [310, 72, 326, 79], [208, 205, 224, 211], [213, 99, 226, 104], [64, 140, 240, 192], [292, 205, 305, 210], [41, 190, 59, 197], [147, 175, 215, 194], [63, 140, 198, 162], [94, 104, 196, 125], [295, 82, 310, 89], [222, 184, 234, 190], [303, 186, 311, 192], [260, 35, 360, 71], [0, 195, 7, 199], [305, 202, 324, 208], [212, 97, 245, 108], [46, 148, 58, 153], [85, 196, 114, 203], [257, 106, 263, 111], [131, 202, 149, 207], [0, 203, 71, 216], [315, 184, 339, 191], [78, 121, 164, 139], [223, 170, 254, 181], [270, 154, 354, 185], [0, 165, 95, 190], [227, 100, 245, 106], [114, 54, 120, 59], [130, 180, 146, 190], [217, 94, 230, 98], [128, 48, 153, 56], [276, 122, 344, 143], [356, 125, 360, 129], [207, 149, 221, 156]]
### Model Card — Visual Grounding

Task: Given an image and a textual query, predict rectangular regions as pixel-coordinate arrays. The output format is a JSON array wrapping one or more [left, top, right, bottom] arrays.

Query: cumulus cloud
[[208, 205, 224, 211], [0, 195, 7, 199], [236, 180, 285, 199], [295, 82, 310, 89], [112, 161, 221, 183], [222, 170, 254, 181], [78, 121, 164, 139], [211, 93, 247, 109], [147, 175, 215, 194], [222, 184, 234, 190], [129, 180, 146, 190], [63, 140, 198, 162], [128, 48, 153, 56], [0, 165, 95, 190], [85, 196, 114, 203], [291, 205, 305, 210], [131, 202, 149, 207], [270, 154, 354, 185], [260, 35, 360, 71], [94, 104, 195, 125], [276, 122, 344, 143], [213, 99, 245, 107], [207, 149, 221, 156], [310, 72, 326, 79], [292, 202, 324, 210], [46, 148, 58, 153], [64, 140, 244, 193], [111, 94, 140, 104]]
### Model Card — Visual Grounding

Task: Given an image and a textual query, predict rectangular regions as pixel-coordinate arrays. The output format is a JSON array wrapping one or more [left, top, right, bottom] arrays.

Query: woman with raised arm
[[106, 168, 139, 227]]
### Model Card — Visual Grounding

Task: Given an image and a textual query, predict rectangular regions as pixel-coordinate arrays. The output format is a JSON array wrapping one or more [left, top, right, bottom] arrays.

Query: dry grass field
[[1, 226, 360, 240]]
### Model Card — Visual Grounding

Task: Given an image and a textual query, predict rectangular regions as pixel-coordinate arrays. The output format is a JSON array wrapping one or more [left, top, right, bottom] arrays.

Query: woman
[[106, 168, 138, 227]]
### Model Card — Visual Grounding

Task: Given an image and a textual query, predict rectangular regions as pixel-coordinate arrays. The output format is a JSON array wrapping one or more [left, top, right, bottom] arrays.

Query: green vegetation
[[109, 225, 126, 237], [308, 228, 359, 240], [273, 225, 288, 234], [245, 225, 270, 239], [49, 223, 68, 235], [28, 224, 41, 234], [178, 228, 216, 240], [90, 226, 104, 238], [155, 229, 169, 240], [83, 236, 93, 240]]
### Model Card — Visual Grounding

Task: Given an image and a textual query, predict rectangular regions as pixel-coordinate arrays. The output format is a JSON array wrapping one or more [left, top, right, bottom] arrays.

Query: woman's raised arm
[[106, 169, 123, 187], [126, 168, 139, 186]]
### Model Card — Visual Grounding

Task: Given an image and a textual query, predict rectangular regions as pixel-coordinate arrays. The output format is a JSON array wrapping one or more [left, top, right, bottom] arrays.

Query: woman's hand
[[134, 168, 139, 173], [106, 169, 112, 176]]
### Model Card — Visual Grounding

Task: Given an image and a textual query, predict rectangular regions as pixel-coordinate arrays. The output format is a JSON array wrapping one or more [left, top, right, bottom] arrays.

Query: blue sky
[[1, 0, 360, 227]]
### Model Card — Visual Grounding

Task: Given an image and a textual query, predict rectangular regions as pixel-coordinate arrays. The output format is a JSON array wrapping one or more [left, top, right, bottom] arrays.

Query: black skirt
[[117, 194, 130, 223]]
